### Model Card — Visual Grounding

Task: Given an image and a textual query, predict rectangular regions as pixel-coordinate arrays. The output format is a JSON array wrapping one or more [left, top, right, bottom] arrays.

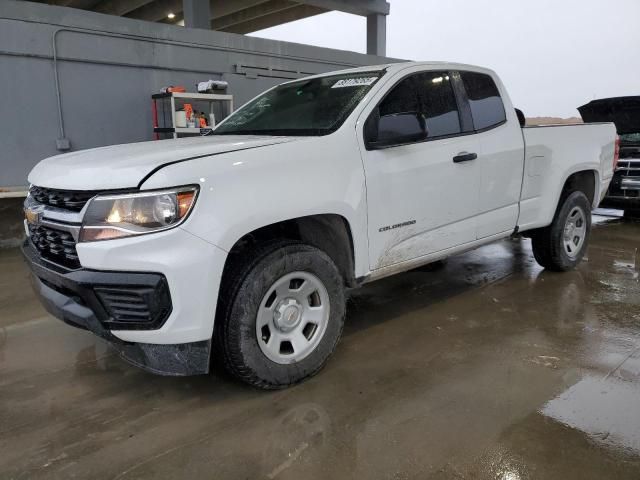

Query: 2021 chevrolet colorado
[[23, 62, 617, 388]]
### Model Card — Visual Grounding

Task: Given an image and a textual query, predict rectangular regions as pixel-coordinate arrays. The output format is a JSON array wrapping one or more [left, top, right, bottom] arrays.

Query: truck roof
[[292, 61, 497, 82]]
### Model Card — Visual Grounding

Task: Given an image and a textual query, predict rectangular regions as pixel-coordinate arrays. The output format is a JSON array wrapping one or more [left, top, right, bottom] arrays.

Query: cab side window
[[365, 71, 462, 148], [373, 74, 423, 144], [378, 71, 462, 139], [459, 71, 506, 130]]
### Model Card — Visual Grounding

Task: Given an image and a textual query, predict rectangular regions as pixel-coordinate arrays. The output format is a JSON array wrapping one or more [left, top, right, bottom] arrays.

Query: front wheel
[[531, 191, 592, 271], [215, 242, 345, 389]]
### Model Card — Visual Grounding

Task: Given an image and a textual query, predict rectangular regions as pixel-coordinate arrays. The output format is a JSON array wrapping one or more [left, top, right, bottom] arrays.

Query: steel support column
[[366, 13, 386, 56], [183, 0, 211, 29]]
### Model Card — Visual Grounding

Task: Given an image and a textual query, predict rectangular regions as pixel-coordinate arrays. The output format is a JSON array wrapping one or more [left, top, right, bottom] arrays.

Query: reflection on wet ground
[[1, 215, 640, 479]]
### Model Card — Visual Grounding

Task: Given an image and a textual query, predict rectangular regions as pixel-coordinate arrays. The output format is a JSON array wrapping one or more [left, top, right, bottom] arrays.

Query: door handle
[[453, 152, 478, 163]]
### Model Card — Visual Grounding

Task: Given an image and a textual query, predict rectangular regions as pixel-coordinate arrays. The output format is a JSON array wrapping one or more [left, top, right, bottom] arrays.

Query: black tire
[[214, 241, 345, 389], [531, 191, 592, 272]]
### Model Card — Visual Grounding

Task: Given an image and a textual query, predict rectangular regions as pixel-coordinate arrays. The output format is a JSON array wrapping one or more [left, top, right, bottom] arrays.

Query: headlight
[[80, 186, 198, 242]]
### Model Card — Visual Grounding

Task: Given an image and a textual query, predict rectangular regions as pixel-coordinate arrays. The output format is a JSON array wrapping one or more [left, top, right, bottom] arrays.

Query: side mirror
[[365, 111, 428, 150]]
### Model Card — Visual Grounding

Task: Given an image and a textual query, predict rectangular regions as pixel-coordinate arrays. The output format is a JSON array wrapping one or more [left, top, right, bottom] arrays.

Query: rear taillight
[[613, 136, 620, 172]]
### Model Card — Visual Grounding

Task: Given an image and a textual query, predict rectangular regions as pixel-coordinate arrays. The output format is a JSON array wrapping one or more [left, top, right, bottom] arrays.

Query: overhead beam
[[215, 4, 327, 34], [297, 0, 389, 16], [124, 0, 272, 23], [125, 0, 183, 22], [94, 0, 155, 16], [60, 0, 104, 9], [210, 0, 273, 18], [37, 0, 390, 25], [211, 1, 298, 30]]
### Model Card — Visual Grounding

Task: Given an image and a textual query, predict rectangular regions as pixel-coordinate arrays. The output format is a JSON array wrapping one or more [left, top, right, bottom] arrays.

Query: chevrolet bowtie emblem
[[24, 204, 44, 225]]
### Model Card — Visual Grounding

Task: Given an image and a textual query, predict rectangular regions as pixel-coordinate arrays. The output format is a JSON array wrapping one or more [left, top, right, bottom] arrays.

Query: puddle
[[542, 373, 640, 455]]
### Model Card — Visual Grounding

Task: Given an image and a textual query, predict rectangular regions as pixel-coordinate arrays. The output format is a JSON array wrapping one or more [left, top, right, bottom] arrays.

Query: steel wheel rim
[[563, 206, 587, 258], [256, 271, 330, 364]]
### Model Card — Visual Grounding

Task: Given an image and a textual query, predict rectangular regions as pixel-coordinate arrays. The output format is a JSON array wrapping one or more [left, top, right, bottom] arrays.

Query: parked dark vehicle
[[579, 97, 640, 217]]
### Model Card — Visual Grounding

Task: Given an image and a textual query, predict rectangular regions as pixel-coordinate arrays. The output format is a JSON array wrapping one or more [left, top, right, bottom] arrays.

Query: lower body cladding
[[21, 227, 227, 376]]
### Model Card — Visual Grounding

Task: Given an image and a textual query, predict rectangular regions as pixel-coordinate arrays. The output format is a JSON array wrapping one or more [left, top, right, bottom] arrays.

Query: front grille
[[620, 145, 640, 159], [28, 223, 80, 269], [29, 186, 97, 211], [26, 185, 101, 269], [94, 283, 172, 329], [616, 160, 640, 176], [608, 160, 640, 198]]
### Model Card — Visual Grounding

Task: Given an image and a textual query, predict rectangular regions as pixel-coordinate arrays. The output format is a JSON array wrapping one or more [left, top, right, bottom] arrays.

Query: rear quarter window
[[460, 72, 506, 131]]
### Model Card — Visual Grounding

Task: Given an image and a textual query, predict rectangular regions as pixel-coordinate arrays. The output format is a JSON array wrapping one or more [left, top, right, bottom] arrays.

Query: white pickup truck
[[23, 62, 617, 388]]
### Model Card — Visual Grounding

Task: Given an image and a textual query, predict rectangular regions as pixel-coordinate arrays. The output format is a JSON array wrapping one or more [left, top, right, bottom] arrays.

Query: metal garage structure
[[0, 0, 393, 192], [25, 0, 390, 56]]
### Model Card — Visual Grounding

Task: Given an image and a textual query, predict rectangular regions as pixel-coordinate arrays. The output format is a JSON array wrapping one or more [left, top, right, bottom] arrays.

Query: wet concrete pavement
[[1, 214, 640, 479]]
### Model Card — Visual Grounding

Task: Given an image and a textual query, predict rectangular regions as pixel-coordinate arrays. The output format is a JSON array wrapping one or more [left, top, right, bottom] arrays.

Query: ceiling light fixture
[[167, 12, 176, 19]]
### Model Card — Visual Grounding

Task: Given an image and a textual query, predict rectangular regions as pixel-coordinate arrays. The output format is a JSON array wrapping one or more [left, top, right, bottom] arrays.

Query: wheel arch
[[222, 213, 358, 288], [521, 168, 599, 238], [558, 169, 599, 208]]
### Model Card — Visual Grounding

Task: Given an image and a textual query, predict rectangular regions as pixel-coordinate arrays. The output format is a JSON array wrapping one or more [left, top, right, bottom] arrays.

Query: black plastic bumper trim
[[117, 339, 211, 376], [600, 197, 640, 210], [21, 241, 210, 376], [22, 239, 172, 330]]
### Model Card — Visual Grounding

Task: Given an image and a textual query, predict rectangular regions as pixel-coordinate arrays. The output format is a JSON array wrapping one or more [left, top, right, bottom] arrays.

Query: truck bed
[[518, 123, 617, 232]]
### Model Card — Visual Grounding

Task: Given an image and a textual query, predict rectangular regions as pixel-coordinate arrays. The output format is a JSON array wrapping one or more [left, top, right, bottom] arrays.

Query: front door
[[359, 69, 482, 270]]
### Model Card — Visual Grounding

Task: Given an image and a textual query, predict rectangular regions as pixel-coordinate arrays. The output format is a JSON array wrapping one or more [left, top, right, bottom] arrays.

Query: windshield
[[620, 133, 640, 144], [213, 71, 384, 136]]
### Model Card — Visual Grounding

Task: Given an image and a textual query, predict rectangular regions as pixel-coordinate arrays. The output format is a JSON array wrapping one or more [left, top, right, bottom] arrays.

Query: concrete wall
[[0, 198, 24, 248], [0, 0, 396, 189]]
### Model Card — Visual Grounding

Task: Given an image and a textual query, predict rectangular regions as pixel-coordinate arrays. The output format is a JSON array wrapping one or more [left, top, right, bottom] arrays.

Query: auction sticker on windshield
[[331, 77, 378, 88]]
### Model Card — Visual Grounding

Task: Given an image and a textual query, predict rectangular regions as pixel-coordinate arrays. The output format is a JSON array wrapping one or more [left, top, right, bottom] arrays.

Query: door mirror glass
[[365, 111, 428, 149]]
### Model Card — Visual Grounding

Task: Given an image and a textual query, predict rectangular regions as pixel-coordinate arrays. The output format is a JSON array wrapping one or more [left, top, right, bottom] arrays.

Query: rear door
[[359, 68, 482, 270], [457, 71, 525, 238]]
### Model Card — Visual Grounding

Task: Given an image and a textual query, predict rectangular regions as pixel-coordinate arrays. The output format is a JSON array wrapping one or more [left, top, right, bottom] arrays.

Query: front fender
[[141, 133, 371, 278]]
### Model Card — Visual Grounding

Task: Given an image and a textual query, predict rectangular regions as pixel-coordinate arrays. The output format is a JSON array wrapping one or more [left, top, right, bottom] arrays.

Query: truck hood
[[578, 97, 640, 135], [28, 135, 301, 190]]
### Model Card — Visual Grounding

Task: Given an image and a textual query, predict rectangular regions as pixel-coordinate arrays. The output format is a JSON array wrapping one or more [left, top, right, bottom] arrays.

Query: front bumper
[[22, 239, 212, 376], [599, 159, 640, 211], [600, 196, 640, 211]]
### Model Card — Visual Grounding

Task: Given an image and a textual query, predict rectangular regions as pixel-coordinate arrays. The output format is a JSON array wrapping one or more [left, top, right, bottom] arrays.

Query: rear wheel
[[215, 242, 345, 389], [531, 191, 591, 271]]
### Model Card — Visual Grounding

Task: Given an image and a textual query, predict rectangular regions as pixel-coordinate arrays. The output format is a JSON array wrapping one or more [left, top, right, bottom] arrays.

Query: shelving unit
[[152, 92, 234, 139]]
